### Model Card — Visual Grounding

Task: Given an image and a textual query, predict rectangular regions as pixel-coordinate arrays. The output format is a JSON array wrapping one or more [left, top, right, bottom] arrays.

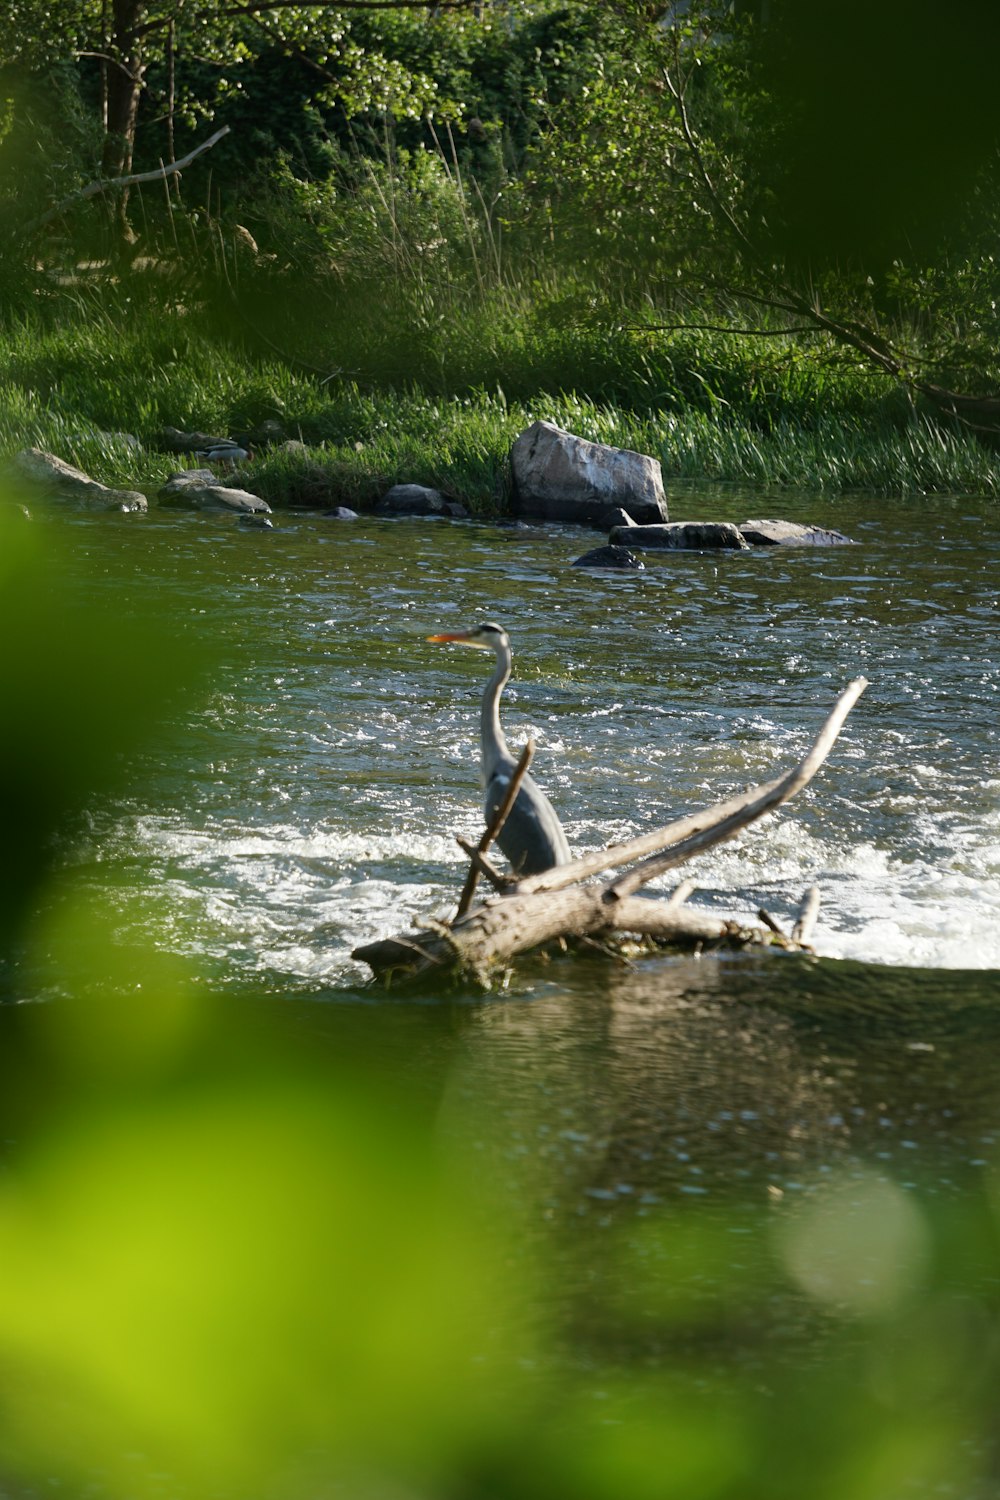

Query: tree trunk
[[101, 0, 147, 235]]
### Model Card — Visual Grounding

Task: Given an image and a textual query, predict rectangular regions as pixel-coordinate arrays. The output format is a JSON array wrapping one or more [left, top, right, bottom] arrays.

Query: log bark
[[353, 679, 868, 985]]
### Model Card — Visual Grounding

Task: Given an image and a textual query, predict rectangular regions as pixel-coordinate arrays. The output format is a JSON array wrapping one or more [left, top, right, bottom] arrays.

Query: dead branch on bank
[[353, 678, 868, 986], [657, 29, 1000, 440], [20, 126, 232, 237]]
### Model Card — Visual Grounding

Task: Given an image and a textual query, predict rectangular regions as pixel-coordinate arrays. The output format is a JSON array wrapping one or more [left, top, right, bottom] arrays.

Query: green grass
[[1, 296, 998, 509]]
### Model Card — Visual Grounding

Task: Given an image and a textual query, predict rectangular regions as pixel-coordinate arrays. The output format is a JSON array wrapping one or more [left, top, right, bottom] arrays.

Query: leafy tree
[[0, 1, 495, 229]]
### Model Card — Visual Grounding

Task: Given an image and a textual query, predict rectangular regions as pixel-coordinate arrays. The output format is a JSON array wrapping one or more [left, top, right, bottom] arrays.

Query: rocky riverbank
[[3, 421, 856, 560]]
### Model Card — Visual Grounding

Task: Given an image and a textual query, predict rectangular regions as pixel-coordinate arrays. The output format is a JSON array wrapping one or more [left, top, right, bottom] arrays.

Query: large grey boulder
[[611, 521, 749, 551], [374, 483, 468, 518], [511, 421, 667, 526], [9, 448, 147, 512], [738, 518, 856, 546], [158, 469, 271, 515]]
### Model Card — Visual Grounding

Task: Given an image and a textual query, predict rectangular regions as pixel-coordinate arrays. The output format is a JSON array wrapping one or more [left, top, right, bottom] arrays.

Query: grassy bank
[[2, 299, 999, 508]]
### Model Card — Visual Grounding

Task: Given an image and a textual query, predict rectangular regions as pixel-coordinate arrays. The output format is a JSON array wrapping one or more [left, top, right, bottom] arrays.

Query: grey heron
[[427, 622, 571, 876]]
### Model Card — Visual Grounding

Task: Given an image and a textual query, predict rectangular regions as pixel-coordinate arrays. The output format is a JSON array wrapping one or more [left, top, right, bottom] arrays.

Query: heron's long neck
[[480, 639, 513, 780]]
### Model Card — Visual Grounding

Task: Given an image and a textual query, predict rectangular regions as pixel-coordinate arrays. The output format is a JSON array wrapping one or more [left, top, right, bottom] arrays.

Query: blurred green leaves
[[0, 498, 204, 948], [0, 1022, 527, 1498]]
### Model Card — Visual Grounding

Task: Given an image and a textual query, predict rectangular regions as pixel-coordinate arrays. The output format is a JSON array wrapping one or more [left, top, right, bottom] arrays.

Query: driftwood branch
[[511, 677, 868, 901], [455, 839, 509, 896], [792, 886, 821, 945], [21, 125, 231, 235], [353, 680, 868, 984], [453, 738, 534, 921]]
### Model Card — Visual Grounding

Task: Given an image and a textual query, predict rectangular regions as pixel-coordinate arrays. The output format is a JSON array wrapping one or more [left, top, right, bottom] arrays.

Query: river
[[41, 484, 998, 985], [9, 484, 1000, 1490]]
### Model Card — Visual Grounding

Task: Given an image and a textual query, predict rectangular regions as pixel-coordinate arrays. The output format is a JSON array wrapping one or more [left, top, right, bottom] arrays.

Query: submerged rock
[[9, 448, 147, 512], [322, 506, 359, 521], [738, 518, 856, 546], [611, 521, 749, 550], [511, 420, 668, 527], [374, 484, 468, 518], [572, 545, 645, 570]]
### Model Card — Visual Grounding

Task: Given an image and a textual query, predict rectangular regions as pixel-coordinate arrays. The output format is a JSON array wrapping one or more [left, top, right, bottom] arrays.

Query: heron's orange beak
[[427, 631, 471, 643]]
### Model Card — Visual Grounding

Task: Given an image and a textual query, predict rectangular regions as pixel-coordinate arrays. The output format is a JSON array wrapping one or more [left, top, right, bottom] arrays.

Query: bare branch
[[757, 908, 789, 938], [792, 886, 821, 945], [455, 838, 509, 895], [665, 879, 695, 911], [21, 124, 231, 235], [605, 677, 868, 899], [353, 680, 868, 984], [514, 678, 868, 900], [454, 738, 534, 921]]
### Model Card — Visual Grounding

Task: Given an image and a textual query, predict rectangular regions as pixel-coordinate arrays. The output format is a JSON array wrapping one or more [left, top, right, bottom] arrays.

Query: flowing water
[[15, 485, 1000, 1441], [46, 484, 999, 989]]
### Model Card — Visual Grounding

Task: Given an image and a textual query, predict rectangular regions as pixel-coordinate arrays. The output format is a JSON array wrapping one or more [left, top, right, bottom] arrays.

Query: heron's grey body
[[429, 622, 571, 876]]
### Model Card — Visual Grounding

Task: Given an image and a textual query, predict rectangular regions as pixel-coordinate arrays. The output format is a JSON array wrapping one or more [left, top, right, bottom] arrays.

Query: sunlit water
[[43, 484, 1000, 990], [11, 484, 1000, 1442]]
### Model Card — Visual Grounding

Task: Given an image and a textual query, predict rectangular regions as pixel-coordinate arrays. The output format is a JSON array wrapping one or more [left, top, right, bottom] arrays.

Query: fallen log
[[353, 678, 868, 986]]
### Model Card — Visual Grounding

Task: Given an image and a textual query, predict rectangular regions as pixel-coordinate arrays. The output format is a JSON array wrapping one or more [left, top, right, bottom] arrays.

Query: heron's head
[[427, 622, 508, 652]]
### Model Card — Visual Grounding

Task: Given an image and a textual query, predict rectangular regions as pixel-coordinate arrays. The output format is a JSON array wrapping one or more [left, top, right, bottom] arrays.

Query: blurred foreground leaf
[[0, 985, 533, 1500], [0, 499, 205, 949]]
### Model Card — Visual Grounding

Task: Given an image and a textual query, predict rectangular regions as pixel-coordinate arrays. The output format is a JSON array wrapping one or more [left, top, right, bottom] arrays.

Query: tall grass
[[1, 301, 1000, 507]]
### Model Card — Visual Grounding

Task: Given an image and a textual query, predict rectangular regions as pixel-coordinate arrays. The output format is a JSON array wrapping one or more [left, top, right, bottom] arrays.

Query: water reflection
[[445, 955, 1000, 1222]]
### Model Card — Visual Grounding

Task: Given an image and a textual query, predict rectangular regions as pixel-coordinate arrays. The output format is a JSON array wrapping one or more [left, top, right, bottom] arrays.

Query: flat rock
[[374, 484, 468, 518], [9, 448, 147, 512], [738, 517, 856, 546], [157, 470, 271, 514], [572, 545, 645, 570], [611, 521, 749, 550], [511, 420, 668, 526]]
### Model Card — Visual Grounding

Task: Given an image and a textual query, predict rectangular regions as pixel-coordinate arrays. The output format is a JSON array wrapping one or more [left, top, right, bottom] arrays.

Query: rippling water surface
[[49, 484, 1000, 992]]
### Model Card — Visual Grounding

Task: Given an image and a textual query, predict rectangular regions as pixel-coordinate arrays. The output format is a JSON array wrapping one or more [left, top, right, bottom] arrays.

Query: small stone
[[238, 513, 274, 529], [157, 470, 271, 514], [572, 545, 645, 570], [322, 506, 359, 520], [375, 484, 466, 517]]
